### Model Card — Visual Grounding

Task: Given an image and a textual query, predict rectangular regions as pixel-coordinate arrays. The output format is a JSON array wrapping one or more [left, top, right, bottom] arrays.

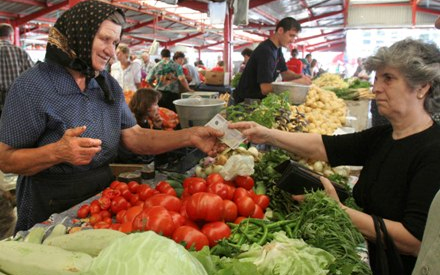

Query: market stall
[[0, 75, 375, 275]]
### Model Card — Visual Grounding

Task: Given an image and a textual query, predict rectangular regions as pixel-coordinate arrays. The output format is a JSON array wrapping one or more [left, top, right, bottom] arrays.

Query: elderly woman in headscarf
[[0, 0, 223, 232]]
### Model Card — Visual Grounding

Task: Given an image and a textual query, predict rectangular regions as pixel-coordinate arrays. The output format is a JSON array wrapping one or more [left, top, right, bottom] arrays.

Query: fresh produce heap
[[0, 145, 370, 275], [226, 92, 309, 132], [296, 85, 347, 135], [313, 73, 374, 100]]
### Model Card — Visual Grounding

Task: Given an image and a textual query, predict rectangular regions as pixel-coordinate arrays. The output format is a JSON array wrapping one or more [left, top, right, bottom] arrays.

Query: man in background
[[0, 23, 33, 117], [239, 48, 253, 73], [233, 17, 311, 104]]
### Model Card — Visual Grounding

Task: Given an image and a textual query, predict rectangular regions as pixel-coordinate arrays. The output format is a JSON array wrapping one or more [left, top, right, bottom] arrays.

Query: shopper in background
[[172, 51, 192, 88], [0, 0, 223, 233], [239, 48, 253, 73], [0, 188, 15, 240], [234, 17, 311, 104], [310, 58, 320, 78], [211, 60, 225, 72], [140, 51, 156, 81], [183, 58, 201, 89], [230, 38, 440, 275], [0, 23, 33, 117], [115, 88, 162, 164], [302, 53, 312, 76], [412, 16, 440, 275], [147, 48, 193, 111], [111, 43, 142, 92], [286, 48, 303, 75]]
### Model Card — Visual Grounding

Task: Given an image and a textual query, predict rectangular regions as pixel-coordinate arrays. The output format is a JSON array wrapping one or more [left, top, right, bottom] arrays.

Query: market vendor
[[230, 38, 440, 275], [233, 17, 312, 104], [0, 0, 223, 233]]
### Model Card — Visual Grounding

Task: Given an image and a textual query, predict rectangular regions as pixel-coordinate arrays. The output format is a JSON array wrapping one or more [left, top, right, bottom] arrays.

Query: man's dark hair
[[275, 17, 301, 32], [173, 51, 185, 60], [161, 48, 171, 58], [291, 49, 299, 57], [241, 48, 253, 57], [0, 23, 13, 38], [305, 53, 312, 59]]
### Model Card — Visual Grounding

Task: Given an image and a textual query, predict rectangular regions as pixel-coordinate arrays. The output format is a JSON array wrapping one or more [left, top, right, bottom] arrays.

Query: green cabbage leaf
[[85, 231, 207, 275]]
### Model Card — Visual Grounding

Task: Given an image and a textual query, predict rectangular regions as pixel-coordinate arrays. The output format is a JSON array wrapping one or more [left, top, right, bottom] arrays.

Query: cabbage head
[[86, 231, 207, 275]]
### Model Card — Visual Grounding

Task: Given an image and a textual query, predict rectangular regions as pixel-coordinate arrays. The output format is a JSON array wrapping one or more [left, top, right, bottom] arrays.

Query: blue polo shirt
[[234, 39, 287, 103], [0, 61, 137, 174]]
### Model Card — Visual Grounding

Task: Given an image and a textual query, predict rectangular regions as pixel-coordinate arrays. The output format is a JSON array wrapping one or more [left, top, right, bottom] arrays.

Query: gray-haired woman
[[229, 38, 440, 275]]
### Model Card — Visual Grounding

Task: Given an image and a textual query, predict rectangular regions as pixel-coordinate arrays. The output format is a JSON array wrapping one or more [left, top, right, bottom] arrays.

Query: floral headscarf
[[45, 0, 125, 103]]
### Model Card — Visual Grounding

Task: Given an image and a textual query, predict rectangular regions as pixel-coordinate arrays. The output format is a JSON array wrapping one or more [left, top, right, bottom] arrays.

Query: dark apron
[[15, 165, 114, 232]]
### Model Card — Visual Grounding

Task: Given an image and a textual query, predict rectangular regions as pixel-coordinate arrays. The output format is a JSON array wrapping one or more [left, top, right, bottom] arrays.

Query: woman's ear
[[417, 83, 431, 99]]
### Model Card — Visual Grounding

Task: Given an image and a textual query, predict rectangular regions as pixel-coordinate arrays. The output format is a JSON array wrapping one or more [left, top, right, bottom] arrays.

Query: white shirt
[[110, 61, 141, 92]]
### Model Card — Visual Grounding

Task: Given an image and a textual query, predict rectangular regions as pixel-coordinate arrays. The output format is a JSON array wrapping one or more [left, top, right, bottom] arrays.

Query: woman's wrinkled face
[[373, 66, 419, 120], [91, 20, 122, 71]]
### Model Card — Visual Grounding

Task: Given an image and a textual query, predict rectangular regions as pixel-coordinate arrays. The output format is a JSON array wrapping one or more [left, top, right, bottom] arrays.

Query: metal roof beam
[[296, 29, 345, 42], [11, 0, 68, 27], [2, 0, 46, 7]]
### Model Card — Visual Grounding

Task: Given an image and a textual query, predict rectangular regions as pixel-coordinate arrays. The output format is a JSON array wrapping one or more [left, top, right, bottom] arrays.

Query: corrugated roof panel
[[348, 5, 412, 26]]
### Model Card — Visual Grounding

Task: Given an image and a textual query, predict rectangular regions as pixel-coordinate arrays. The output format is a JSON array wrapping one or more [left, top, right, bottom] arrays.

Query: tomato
[[94, 221, 111, 229], [138, 184, 156, 201], [187, 180, 207, 195], [161, 186, 177, 197], [206, 173, 224, 186], [132, 206, 176, 237], [253, 194, 270, 210], [207, 182, 233, 200], [102, 188, 119, 199], [77, 205, 90, 219], [99, 210, 112, 220], [234, 176, 254, 190], [127, 181, 140, 193], [172, 226, 209, 251], [115, 182, 129, 192], [120, 189, 131, 201], [115, 209, 126, 224], [223, 180, 235, 187], [98, 196, 111, 210], [183, 177, 206, 189], [235, 196, 256, 217], [123, 205, 143, 224], [201, 221, 231, 247], [110, 180, 121, 189], [119, 222, 132, 233], [111, 196, 129, 213], [233, 188, 249, 201], [130, 193, 140, 205], [103, 217, 113, 225], [156, 181, 172, 193], [251, 204, 264, 219], [234, 216, 247, 224], [144, 194, 182, 212], [223, 200, 238, 222], [90, 200, 101, 215], [110, 223, 121, 231], [186, 192, 224, 222], [169, 211, 186, 228], [134, 200, 145, 208], [89, 213, 102, 225]]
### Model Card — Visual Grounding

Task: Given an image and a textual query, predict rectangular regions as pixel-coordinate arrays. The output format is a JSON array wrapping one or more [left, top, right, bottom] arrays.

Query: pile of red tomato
[[76, 173, 270, 251]]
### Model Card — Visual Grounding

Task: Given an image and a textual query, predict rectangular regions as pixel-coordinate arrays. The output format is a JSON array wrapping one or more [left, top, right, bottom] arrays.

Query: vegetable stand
[[1, 77, 373, 275]]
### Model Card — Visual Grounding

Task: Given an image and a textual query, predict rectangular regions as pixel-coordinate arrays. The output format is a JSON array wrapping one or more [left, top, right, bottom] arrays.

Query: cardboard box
[[205, 71, 225, 86]]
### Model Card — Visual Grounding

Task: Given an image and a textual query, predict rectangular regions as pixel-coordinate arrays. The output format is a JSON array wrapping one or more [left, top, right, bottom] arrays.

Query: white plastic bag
[[220, 154, 254, 181]]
